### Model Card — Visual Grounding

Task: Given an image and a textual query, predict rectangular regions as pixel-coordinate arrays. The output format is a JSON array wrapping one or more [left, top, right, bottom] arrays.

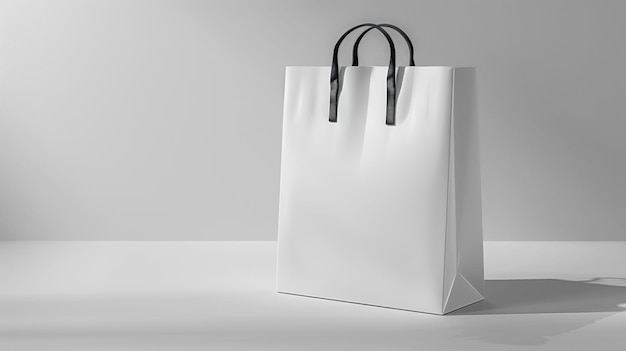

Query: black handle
[[330, 23, 397, 126], [352, 24, 415, 66]]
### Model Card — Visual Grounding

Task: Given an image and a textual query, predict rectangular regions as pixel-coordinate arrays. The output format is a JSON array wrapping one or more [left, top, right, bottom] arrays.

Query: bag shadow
[[451, 278, 626, 315]]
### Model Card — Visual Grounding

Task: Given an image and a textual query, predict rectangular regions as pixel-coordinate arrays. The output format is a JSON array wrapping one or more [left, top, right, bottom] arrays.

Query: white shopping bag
[[276, 23, 484, 314]]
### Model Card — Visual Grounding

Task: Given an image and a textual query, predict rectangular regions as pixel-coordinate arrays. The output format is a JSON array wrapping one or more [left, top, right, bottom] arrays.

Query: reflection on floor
[[1, 241, 625, 350]]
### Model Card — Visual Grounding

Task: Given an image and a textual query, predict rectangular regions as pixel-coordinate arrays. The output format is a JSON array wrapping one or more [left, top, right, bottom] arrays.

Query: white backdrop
[[1, 0, 624, 240]]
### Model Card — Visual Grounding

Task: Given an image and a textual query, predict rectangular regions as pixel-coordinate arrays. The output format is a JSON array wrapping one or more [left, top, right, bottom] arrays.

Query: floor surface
[[1, 241, 625, 350]]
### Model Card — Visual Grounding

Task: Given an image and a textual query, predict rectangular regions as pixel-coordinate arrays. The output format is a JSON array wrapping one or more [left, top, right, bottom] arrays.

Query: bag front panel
[[277, 66, 454, 313]]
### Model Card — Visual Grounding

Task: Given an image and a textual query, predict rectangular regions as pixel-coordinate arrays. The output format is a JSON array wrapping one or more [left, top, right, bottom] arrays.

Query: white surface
[[1, 0, 626, 241], [276, 66, 483, 313], [1, 241, 625, 350]]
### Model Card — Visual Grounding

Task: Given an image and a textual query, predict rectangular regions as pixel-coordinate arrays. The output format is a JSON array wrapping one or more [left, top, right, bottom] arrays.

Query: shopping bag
[[276, 23, 484, 314]]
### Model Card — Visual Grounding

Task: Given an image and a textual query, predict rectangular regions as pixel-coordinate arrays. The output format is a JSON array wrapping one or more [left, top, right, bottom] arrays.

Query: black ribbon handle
[[352, 24, 415, 67], [329, 23, 397, 126]]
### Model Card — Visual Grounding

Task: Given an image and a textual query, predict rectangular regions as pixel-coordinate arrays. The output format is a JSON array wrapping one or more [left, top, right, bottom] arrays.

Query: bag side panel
[[452, 67, 485, 296]]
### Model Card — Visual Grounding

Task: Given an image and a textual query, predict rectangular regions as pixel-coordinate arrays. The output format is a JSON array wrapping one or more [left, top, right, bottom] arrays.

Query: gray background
[[0, 0, 624, 241]]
